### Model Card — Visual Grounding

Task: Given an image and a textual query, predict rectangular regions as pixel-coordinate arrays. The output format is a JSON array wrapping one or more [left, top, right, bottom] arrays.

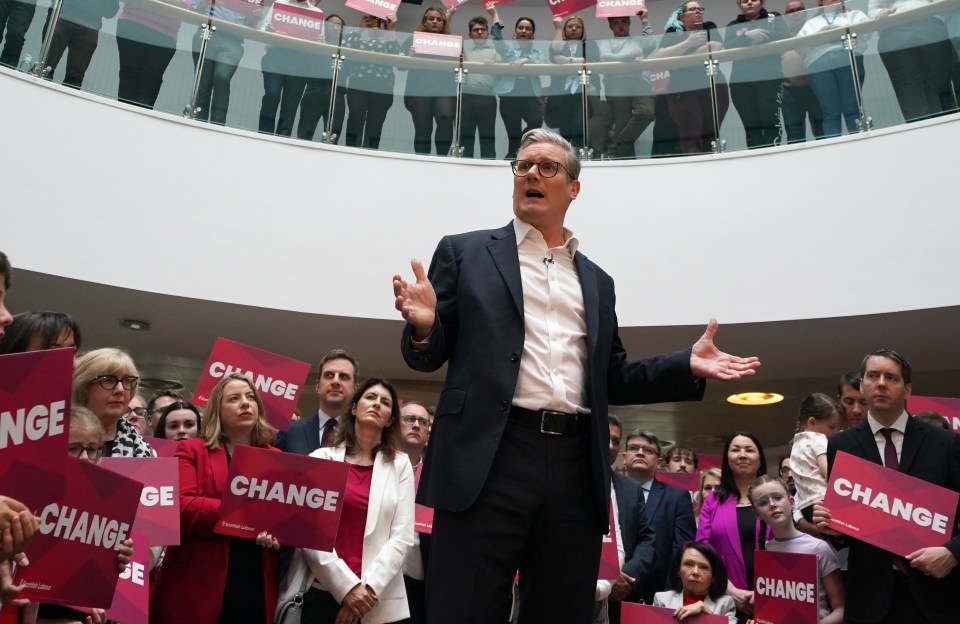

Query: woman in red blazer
[[150, 373, 281, 624]]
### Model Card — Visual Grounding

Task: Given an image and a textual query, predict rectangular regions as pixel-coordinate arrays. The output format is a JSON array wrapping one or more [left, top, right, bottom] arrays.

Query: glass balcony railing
[[3, 0, 958, 160]]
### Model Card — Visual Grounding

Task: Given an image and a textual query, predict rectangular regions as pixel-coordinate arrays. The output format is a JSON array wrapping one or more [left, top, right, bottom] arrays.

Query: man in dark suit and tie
[[393, 128, 760, 624], [621, 428, 696, 604], [815, 349, 960, 624], [275, 349, 358, 454], [607, 415, 656, 623]]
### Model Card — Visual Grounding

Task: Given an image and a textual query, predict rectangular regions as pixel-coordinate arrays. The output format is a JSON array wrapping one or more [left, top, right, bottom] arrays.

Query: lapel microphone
[[542, 253, 555, 266]]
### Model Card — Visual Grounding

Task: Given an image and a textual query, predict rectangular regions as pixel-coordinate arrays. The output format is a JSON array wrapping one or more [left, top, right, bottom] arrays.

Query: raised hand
[[393, 259, 437, 341], [690, 319, 761, 381]]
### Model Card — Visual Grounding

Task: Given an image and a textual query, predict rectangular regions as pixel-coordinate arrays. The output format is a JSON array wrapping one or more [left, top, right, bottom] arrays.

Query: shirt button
[[510, 353, 519, 362], [499, 401, 508, 412]]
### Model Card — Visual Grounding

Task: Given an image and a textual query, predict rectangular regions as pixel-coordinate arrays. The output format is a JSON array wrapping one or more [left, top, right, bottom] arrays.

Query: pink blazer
[[695, 490, 771, 591]]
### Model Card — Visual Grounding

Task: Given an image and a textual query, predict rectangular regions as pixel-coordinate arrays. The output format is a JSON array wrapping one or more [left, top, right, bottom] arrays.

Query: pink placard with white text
[[411, 32, 463, 57], [13, 457, 142, 608], [753, 550, 819, 624], [215, 445, 350, 551], [621, 602, 728, 623], [413, 463, 435, 534], [823, 451, 959, 557], [272, 1, 325, 40], [0, 348, 72, 510], [193, 337, 310, 432], [595, 0, 644, 18], [344, 0, 400, 20], [100, 457, 181, 546], [548, 0, 597, 18], [105, 530, 150, 624], [656, 471, 700, 492], [909, 396, 960, 432], [440, 0, 470, 9], [146, 436, 181, 458]]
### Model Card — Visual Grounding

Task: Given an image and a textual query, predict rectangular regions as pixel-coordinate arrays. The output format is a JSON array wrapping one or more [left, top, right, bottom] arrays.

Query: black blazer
[[827, 416, 960, 623], [401, 222, 704, 532], [274, 413, 321, 455], [611, 473, 657, 594], [638, 478, 696, 603]]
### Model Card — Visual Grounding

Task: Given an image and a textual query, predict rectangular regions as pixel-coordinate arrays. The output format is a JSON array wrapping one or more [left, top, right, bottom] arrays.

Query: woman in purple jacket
[[696, 431, 769, 620]]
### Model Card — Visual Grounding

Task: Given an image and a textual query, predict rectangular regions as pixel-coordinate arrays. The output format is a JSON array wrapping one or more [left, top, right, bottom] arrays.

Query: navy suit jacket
[[827, 416, 960, 623], [401, 222, 704, 532], [638, 478, 696, 604], [275, 414, 321, 455], [612, 473, 656, 594]]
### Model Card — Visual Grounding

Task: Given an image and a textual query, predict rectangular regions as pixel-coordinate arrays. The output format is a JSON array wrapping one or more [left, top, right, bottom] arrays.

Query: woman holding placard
[[72, 348, 153, 458], [696, 432, 770, 619], [403, 6, 457, 156], [653, 541, 737, 623], [276, 377, 414, 624], [150, 374, 281, 624]]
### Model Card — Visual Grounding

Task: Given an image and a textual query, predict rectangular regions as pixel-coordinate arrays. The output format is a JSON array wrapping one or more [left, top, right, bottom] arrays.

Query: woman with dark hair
[[150, 373, 281, 624], [0, 310, 80, 354], [488, 5, 545, 158], [342, 14, 401, 149], [653, 541, 737, 623], [155, 401, 202, 441], [695, 432, 768, 618], [404, 6, 457, 156], [277, 377, 414, 624]]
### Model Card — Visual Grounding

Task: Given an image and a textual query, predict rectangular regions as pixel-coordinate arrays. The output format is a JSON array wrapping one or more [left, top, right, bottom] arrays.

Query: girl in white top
[[789, 393, 843, 526], [747, 476, 844, 624]]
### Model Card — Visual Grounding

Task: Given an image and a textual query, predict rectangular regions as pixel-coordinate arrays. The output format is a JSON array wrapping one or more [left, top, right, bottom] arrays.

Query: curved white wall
[[3, 68, 957, 326]]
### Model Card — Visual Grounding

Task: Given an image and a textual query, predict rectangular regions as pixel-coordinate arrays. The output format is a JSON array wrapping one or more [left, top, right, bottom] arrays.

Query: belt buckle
[[540, 410, 571, 436]]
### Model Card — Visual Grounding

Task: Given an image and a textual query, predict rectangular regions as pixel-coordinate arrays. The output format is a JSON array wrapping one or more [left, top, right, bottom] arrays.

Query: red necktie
[[321, 418, 337, 448], [880, 428, 899, 470]]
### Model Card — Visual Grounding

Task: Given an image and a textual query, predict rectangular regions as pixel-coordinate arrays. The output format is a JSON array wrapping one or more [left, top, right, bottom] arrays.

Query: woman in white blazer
[[277, 378, 415, 624], [653, 541, 737, 624]]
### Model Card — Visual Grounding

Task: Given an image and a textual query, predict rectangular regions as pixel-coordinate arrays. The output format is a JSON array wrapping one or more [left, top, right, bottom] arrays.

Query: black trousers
[[425, 419, 601, 624], [298, 78, 346, 142], [344, 88, 393, 149], [730, 78, 783, 149], [499, 78, 542, 159], [302, 586, 344, 623], [878, 18, 953, 123], [43, 13, 100, 90], [0, 0, 36, 68], [116, 19, 177, 110], [460, 93, 497, 159], [404, 95, 454, 156]]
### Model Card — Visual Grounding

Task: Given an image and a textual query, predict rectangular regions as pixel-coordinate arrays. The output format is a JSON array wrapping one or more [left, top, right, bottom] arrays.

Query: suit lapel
[[899, 416, 924, 473], [487, 224, 523, 317], [366, 453, 389, 538], [574, 252, 599, 363], [305, 416, 320, 450], [853, 422, 883, 466], [645, 480, 664, 520]]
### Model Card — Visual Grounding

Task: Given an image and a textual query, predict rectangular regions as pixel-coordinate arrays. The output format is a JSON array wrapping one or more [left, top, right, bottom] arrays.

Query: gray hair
[[519, 129, 581, 180]]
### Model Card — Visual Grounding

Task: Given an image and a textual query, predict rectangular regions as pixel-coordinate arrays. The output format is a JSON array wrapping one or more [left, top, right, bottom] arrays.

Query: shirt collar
[[867, 410, 909, 435], [513, 218, 579, 255]]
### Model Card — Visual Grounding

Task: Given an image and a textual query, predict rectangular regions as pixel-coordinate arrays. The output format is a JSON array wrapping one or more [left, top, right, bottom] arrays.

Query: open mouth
[[525, 190, 544, 198]]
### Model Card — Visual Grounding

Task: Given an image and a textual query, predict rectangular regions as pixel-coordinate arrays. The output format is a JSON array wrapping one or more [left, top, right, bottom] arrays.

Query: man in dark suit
[[393, 128, 760, 623], [607, 416, 656, 623], [275, 349, 358, 454], [815, 349, 960, 624], [621, 428, 696, 603]]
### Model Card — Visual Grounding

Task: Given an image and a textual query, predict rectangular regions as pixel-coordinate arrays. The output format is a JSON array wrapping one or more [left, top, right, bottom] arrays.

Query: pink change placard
[[0, 348, 72, 510], [621, 602, 728, 623], [413, 463, 435, 534], [14, 457, 142, 608], [272, 1, 325, 40], [548, 0, 597, 18], [344, 0, 400, 20], [146, 436, 181, 458], [411, 32, 463, 57], [595, 0, 644, 18], [440, 0, 470, 9], [909, 396, 960, 432], [218, 0, 265, 18], [823, 450, 959, 557], [193, 337, 310, 432], [656, 471, 700, 492], [215, 445, 350, 551], [100, 457, 181, 546], [753, 550, 819, 624], [598, 499, 620, 580], [698, 453, 722, 470], [105, 530, 150, 624]]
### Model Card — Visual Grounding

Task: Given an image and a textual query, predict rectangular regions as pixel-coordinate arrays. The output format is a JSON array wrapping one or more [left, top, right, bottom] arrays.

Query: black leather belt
[[508, 406, 586, 436]]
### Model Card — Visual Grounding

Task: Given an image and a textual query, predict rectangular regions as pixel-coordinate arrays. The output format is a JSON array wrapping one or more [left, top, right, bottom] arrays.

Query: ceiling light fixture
[[726, 392, 784, 406], [119, 319, 152, 331]]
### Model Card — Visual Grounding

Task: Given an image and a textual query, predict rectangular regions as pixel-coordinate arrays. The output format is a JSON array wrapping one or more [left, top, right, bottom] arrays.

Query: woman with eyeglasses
[[125, 394, 149, 436], [695, 432, 770, 619], [150, 373, 281, 624], [277, 377, 414, 624], [0, 310, 81, 355], [657, 1, 729, 154], [72, 348, 153, 458]]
